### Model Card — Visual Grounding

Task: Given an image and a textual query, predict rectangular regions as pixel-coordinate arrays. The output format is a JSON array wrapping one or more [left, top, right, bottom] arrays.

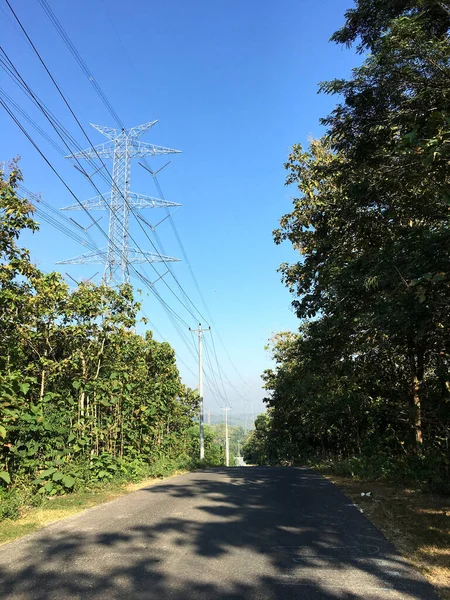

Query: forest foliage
[[246, 0, 450, 489], [0, 166, 219, 519]]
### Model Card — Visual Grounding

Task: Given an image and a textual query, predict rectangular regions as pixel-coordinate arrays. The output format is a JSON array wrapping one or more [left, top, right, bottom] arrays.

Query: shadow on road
[[0, 467, 440, 599]]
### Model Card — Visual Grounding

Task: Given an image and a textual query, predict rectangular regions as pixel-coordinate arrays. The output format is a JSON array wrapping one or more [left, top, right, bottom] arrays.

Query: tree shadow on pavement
[[0, 467, 441, 599]]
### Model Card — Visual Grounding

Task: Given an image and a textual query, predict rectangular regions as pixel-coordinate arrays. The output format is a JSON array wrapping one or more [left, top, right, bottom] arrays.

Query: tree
[[0, 165, 200, 502], [242, 414, 275, 466], [265, 1, 449, 484]]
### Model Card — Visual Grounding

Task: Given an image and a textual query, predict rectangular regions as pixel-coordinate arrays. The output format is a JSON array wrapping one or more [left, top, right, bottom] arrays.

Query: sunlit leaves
[[0, 167, 199, 499], [269, 1, 450, 465]]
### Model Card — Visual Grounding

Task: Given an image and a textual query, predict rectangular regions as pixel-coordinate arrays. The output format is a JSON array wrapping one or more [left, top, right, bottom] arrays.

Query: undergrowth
[[310, 452, 450, 494], [0, 454, 208, 523]]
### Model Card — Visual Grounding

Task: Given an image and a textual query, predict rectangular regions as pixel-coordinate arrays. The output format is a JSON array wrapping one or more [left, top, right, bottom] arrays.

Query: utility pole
[[222, 406, 230, 466], [190, 323, 210, 460]]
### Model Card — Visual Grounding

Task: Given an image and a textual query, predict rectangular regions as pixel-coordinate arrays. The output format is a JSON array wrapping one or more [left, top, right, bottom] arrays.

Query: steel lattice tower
[[58, 121, 181, 283]]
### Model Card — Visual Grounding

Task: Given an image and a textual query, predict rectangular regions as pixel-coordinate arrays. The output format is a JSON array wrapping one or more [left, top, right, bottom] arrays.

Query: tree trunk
[[39, 369, 46, 404], [408, 344, 424, 450]]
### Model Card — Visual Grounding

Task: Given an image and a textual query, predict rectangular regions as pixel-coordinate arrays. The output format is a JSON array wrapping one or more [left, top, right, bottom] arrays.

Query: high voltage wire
[[202, 338, 224, 400], [138, 167, 211, 326], [150, 165, 251, 407], [19, 189, 200, 384], [37, 0, 124, 130], [31, 0, 241, 391], [138, 305, 199, 380], [1, 99, 192, 334], [1, 44, 218, 375], [204, 343, 229, 406], [31, 0, 214, 332], [2, 86, 229, 410], [2, 5, 207, 328], [210, 330, 250, 407], [151, 167, 252, 403], [92, 0, 214, 330], [2, 0, 251, 411], [147, 165, 251, 396], [142, 163, 251, 409], [2, 89, 195, 340], [26, 0, 209, 327], [0, 87, 65, 156], [142, 210, 211, 326], [0, 47, 201, 327], [19, 184, 99, 251], [203, 336, 230, 407]]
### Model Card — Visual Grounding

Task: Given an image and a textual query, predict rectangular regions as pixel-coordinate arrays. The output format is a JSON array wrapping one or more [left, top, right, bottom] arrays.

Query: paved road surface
[[0, 467, 439, 599]]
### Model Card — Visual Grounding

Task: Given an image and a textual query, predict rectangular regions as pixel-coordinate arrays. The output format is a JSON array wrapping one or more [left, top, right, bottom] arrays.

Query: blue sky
[[1, 0, 359, 421]]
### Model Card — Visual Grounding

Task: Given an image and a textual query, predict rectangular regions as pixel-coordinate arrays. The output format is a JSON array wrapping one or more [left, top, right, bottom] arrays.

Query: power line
[[0, 97, 195, 335], [16, 0, 210, 325], [0, 87, 65, 156], [3, 0, 250, 411], [150, 166, 251, 399], [93, 0, 251, 401], [37, 0, 124, 129], [202, 337, 227, 405], [2, 93, 227, 409], [203, 335, 230, 407], [3, 93, 207, 387], [0, 48, 200, 325]]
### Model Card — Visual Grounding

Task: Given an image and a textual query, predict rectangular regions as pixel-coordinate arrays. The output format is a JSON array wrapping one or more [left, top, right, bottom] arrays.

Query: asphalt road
[[0, 467, 439, 600]]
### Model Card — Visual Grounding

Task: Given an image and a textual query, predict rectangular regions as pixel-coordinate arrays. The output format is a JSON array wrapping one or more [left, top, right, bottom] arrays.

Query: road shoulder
[[320, 471, 450, 600]]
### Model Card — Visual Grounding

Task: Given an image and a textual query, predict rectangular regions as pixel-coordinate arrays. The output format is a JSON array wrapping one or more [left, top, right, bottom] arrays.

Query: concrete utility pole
[[190, 323, 210, 460], [222, 406, 231, 466]]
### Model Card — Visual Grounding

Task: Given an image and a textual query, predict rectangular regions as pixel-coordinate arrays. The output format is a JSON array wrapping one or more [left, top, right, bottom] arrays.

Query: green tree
[[265, 0, 449, 486], [0, 166, 200, 505], [242, 414, 274, 466]]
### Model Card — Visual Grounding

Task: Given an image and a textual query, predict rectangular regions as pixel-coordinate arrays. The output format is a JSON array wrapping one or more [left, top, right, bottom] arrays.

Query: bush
[[0, 489, 22, 520], [313, 452, 450, 494]]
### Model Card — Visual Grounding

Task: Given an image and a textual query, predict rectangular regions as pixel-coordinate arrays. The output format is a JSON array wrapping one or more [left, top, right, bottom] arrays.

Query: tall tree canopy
[[263, 0, 450, 486]]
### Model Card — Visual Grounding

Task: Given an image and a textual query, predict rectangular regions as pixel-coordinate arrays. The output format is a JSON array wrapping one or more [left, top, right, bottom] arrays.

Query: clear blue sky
[[1, 0, 359, 421]]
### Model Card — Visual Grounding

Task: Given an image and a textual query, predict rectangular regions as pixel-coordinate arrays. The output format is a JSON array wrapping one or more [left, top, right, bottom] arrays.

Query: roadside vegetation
[[0, 166, 225, 524]]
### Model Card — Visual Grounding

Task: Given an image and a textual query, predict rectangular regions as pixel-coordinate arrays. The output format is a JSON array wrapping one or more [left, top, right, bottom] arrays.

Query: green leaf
[[52, 471, 64, 482], [19, 383, 30, 395], [40, 467, 57, 478], [0, 471, 11, 484], [62, 475, 75, 488], [0, 425, 6, 439]]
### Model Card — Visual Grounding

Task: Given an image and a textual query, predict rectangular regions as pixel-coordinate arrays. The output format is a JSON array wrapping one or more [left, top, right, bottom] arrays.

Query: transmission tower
[[58, 120, 181, 283]]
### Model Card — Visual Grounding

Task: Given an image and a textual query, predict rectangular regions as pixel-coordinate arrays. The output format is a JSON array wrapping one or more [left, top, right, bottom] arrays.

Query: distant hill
[[204, 412, 261, 431]]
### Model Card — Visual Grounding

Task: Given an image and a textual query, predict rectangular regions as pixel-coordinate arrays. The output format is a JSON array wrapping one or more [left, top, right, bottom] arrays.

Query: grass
[[319, 470, 450, 600], [0, 470, 187, 546]]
